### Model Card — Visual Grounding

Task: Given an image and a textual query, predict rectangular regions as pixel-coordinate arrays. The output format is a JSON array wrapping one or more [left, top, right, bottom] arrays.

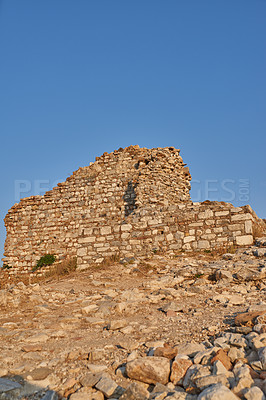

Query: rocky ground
[[0, 238, 265, 400]]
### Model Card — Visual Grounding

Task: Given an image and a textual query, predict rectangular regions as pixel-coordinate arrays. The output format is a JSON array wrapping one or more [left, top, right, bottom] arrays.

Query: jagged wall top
[[3, 145, 265, 273], [7, 145, 192, 215]]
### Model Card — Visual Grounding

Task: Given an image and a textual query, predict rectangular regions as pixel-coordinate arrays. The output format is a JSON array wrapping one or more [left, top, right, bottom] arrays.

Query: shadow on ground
[[0, 375, 58, 400]]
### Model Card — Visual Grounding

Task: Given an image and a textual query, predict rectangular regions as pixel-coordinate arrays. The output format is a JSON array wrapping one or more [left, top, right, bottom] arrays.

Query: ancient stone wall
[[2, 146, 265, 274]]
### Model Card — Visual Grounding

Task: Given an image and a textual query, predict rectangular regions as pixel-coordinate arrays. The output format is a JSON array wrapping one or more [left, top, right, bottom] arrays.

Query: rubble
[[0, 239, 265, 399]]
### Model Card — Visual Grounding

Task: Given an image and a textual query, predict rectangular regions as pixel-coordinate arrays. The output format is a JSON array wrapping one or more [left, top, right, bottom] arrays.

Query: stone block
[[100, 226, 112, 235], [231, 213, 253, 222], [197, 240, 210, 249], [78, 237, 96, 243], [121, 224, 132, 231], [198, 210, 214, 219], [215, 211, 229, 216], [77, 247, 87, 256], [245, 220, 253, 234], [166, 233, 174, 241], [184, 236, 195, 243], [235, 235, 253, 246]]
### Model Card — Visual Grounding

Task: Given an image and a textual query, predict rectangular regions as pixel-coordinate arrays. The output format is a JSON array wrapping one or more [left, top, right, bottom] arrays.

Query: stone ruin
[[2, 145, 265, 274]]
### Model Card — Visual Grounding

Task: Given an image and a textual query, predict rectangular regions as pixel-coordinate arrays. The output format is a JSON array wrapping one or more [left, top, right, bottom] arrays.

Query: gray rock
[[253, 249, 266, 257], [223, 333, 248, 348], [80, 372, 105, 387], [119, 382, 149, 399], [258, 346, 266, 370], [255, 238, 266, 247], [41, 390, 59, 400], [177, 342, 206, 357], [195, 374, 229, 390], [214, 270, 233, 281], [228, 347, 246, 362], [182, 364, 211, 389], [95, 376, 121, 398], [0, 378, 22, 392], [198, 383, 239, 399]]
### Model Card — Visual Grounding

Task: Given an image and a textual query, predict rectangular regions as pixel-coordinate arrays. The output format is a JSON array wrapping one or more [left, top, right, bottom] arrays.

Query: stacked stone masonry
[[2, 146, 265, 274]]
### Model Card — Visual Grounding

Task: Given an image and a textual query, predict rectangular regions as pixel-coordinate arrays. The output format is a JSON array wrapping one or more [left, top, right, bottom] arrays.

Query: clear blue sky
[[0, 0, 265, 262]]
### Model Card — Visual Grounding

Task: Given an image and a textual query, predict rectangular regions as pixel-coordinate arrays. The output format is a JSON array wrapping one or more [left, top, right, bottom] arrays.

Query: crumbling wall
[[76, 201, 263, 267], [2, 145, 264, 275], [2, 146, 191, 273]]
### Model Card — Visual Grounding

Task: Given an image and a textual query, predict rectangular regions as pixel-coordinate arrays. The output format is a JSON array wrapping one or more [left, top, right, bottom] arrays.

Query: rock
[[80, 372, 104, 387], [182, 364, 211, 389], [255, 237, 266, 246], [198, 383, 239, 399], [24, 333, 49, 343], [41, 391, 59, 400], [170, 358, 193, 385], [69, 393, 93, 400], [153, 344, 178, 360], [87, 364, 107, 373], [0, 290, 8, 307], [151, 382, 170, 395], [161, 302, 184, 313], [166, 393, 197, 399], [95, 376, 121, 398], [223, 332, 248, 348], [195, 374, 229, 390], [194, 348, 218, 364], [119, 382, 149, 399], [88, 349, 105, 361], [82, 304, 99, 314], [0, 377, 22, 397], [107, 319, 127, 330], [22, 344, 43, 352], [253, 249, 266, 257], [222, 253, 234, 260], [242, 386, 266, 400], [214, 270, 233, 281], [228, 347, 246, 362], [262, 380, 266, 396], [62, 377, 78, 391], [126, 357, 170, 384], [177, 342, 205, 357], [211, 349, 232, 370], [212, 360, 230, 376], [235, 311, 266, 326], [227, 295, 245, 305], [232, 364, 254, 395], [27, 367, 52, 380], [258, 347, 266, 370]]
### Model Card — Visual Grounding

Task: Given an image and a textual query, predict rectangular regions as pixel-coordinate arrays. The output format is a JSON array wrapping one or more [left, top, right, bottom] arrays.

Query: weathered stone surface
[[119, 382, 149, 400], [153, 344, 178, 360], [126, 357, 170, 384], [194, 374, 229, 390], [242, 386, 265, 400], [235, 311, 266, 326], [177, 342, 206, 357], [27, 367, 52, 380], [198, 384, 239, 399], [236, 235, 253, 246], [0, 377, 22, 393], [95, 376, 120, 398], [170, 358, 193, 385], [41, 391, 59, 400], [258, 346, 266, 370]]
